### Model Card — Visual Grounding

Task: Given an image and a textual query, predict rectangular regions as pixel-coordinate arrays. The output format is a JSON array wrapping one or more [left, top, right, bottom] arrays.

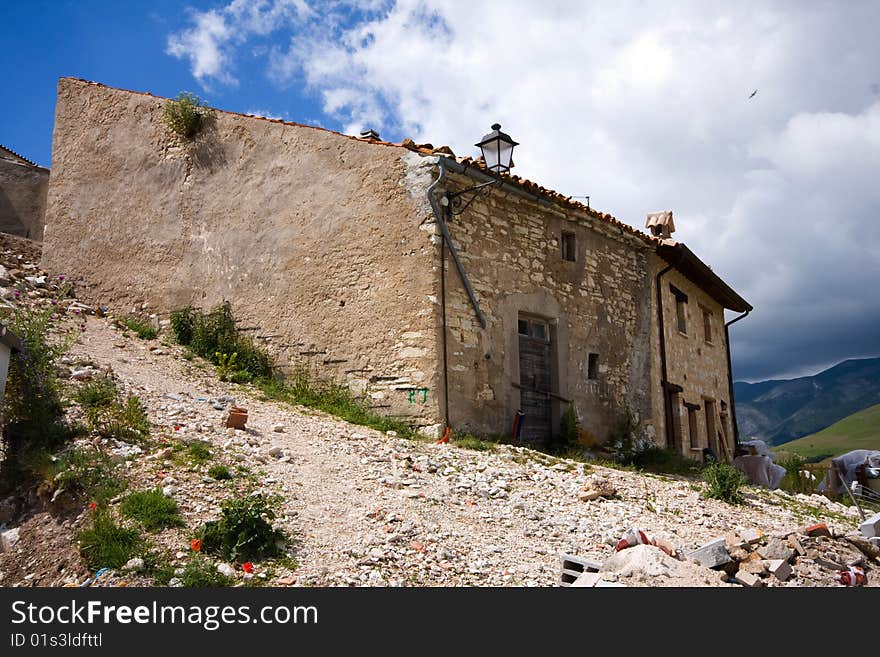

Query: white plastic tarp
[[819, 450, 880, 495]]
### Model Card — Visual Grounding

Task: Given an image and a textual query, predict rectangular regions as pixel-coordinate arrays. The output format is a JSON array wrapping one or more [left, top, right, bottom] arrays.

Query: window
[[561, 231, 576, 262], [702, 307, 713, 343], [670, 285, 688, 334], [587, 353, 599, 380], [518, 317, 549, 342]]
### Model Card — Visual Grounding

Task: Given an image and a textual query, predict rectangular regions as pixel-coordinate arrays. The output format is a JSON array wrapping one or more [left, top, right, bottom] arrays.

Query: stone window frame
[[561, 230, 577, 262], [670, 284, 688, 336], [700, 304, 714, 345]]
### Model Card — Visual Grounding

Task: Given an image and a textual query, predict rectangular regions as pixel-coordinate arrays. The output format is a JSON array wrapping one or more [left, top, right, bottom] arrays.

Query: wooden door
[[518, 317, 551, 445]]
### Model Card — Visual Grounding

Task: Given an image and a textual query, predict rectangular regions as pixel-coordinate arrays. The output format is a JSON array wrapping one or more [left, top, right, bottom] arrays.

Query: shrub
[[215, 352, 238, 382], [208, 464, 232, 480], [120, 489, 184, 531], [169, 303, 271, 381], [702, 461, 746, 505], [163, 92, 210, 139], [74, 375, 118, 412], [550, 403, 579, 455], [777, 452, 807, 494], [170, 307, 195, 345], [76, 511, 144, 569], [121, 317, 157, 340], [1, 283, 77, 473], [198, 491, 287, 563], [83, 389, 151, 445]]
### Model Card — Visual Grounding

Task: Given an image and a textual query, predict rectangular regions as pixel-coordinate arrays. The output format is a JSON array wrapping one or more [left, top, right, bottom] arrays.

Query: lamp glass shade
[[476, 124, 518, 173]]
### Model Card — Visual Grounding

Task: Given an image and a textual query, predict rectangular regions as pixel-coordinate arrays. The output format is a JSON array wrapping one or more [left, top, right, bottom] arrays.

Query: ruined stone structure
[[42, 78, 751, 459], [0, 145, 49, 240]]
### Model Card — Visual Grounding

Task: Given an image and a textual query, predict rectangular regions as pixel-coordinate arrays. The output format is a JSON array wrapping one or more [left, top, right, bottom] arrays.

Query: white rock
[[124, 558, 145, 572], [162, 485, 179, 497], [272, 424, 286, 433], [0, 527, 20, 552], [267, 446, 284, 458], [217, 563, 236, 578]]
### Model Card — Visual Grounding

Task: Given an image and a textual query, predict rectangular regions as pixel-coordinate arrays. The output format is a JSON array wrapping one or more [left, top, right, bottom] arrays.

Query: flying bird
[[749, 89, 758, 99]]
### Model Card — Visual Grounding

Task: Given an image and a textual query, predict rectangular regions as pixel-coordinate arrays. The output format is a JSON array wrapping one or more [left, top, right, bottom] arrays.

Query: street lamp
[[443, 123, 518, 217], [475, 123, 518, 173]]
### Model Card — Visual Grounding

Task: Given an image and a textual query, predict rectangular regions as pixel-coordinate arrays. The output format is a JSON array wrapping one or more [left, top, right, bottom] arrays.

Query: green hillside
[[775, 403, 880, 463]]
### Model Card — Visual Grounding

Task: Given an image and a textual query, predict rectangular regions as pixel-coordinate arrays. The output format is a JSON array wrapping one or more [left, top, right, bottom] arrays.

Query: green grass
[[119, 489, 185, 531], [48, 446, 127, 506], [258, 375, 416, 439], [186, 440, 213, 465], [153, 554, 233, 587], [198, 491, 288, 563], [775, 403, 880, 464], [208, 464, 233, 480], [76, 511, 144, 569], [122, 317, 157, 340], [702, 461, 746, 505], [452, 434, 498, 452]]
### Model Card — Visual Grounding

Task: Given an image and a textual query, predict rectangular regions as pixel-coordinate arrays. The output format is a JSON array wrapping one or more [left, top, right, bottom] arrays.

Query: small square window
[[518, 319, 528, 335], [587, 353, 599, 380], [561, 231, 576, 262]]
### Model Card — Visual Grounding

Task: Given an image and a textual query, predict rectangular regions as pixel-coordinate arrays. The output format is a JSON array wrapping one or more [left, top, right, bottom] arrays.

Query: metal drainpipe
[[655, 262, 675, 450], [427, 159, 451, 429], [724, 309, 750, 448]]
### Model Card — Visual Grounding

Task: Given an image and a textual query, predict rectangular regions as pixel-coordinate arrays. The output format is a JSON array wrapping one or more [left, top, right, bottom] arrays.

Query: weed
[[208, 464, 232, 480], [153, 554, 233, 587], [120, 489, 184, 531], [702, 461, 746, 505], [74, 374, 150, 444], [0, 280, 78, 490], [777, 453, 807, 494], [608, 406, 650, 465], [550, 402, 579, 455], [452, 434, 497, 452], [76, 510, 144, 569], [169, 303, 271, 381], [73, 376, 118, 411], [163, 92, 210, 139], [121, 317, 157, 340], [186, 441, 213, 465], [630, 447, 703, 476], [198, 491, 288, 563], [215, 352, 238, 382], [48, 446, 127, 506]]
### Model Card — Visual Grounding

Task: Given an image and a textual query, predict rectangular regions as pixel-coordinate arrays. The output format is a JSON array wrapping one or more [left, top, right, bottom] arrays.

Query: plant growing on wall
[[162, 92, 211, 139]]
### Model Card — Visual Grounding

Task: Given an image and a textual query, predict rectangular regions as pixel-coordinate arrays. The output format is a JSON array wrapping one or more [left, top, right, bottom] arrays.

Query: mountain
[[734, 357, 880, 445], [776, 403, 880, 463]]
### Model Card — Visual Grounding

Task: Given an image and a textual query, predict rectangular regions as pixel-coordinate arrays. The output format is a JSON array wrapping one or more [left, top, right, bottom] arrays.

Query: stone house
[[0, 145, 49, 240], [41, 78, 751, 460]]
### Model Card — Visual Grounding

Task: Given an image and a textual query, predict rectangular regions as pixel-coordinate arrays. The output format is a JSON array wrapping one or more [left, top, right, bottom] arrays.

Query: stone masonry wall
[[650, 258, 735, 460], [0, 154, 49, 239], [42, 78, 441, 424], [437, 169, 655, 445]]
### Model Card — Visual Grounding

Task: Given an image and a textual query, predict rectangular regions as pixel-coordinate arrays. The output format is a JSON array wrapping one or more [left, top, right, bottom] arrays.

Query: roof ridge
[[60, 77, 405, 151], [0, 144, 45, 169]]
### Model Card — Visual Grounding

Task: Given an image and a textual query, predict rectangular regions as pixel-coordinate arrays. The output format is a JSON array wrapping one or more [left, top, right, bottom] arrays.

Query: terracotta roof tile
[[0, 144, 46, 169]]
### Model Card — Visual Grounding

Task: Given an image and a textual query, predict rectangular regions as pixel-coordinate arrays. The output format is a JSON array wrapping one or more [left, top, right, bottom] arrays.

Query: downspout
[[655, 262, 675, 450], [427, 159, 451, 429], [724, 309, 750, 448]]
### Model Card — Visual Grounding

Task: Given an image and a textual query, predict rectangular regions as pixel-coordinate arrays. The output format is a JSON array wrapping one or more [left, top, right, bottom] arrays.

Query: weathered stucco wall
[[650, 258, 735, 460], [42, 78, 441, 424], [0, 154, 49, 239], [438, 169, 655, 445]]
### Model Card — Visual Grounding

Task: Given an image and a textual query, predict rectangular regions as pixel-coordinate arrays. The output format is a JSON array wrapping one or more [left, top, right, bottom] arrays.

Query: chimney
[[359, 129, 380, 141], [646, 210, 675, 240]]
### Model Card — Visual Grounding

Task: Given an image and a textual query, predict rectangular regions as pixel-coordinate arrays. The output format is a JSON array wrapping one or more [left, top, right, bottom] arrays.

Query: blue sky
[[2, 1, 879, 382]]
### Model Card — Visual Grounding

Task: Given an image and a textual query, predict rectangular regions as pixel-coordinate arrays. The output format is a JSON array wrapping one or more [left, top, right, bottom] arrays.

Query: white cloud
[[167, 0, 880, 379]]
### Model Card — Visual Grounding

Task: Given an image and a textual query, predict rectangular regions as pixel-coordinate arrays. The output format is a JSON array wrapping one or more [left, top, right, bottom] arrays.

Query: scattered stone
[[768, 559, 792, 581], [267, 446, 284, 458], [70, 369, 93, 381], [757, 538, 796, 563], [735, 570, 764, 587], [688, 538, 732, 569], [578, 476, 616, 501], [272, 423, 286, 433], [217, 563, 236, 578], [859, 512, 880, 539], [162, 485, 178, 497], [0, 527, 20, 552], [738, 528, 763, 544], [124, 558, 145, 572]]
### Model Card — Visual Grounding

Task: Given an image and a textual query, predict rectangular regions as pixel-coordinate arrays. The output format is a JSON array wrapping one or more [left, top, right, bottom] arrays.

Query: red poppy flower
[[87, 502, 97, 510], [242, 562, 254, 574], [190, 539, 202, 552]]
